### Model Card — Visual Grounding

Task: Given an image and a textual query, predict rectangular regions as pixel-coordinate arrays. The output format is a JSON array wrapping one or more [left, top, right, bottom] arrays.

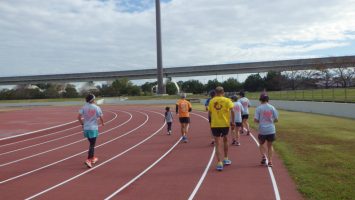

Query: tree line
[[0, 67, 354, 100]]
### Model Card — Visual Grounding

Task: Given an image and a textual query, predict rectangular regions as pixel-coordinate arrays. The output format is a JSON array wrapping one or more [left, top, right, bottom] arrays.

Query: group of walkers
[[78, 87, 278, 171]]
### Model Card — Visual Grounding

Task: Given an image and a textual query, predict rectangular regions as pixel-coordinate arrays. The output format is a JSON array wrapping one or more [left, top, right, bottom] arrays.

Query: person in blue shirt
[[78, 94, 104, 168], [254, 93, 278, 167], [238, 91, 251, 135], [205, 90, 216, 145], [165, 106, 173, 135], [230, 95, 244, 146]]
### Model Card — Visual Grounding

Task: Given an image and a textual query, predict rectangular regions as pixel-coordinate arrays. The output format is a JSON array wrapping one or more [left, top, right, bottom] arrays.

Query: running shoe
[[182, 136, 188, 143], [91, 157, 98, 164], [223, 159, 232, 165], [247, 131, 250, 135], [210, 140, 215, 145], [169, 130, 172, 135], [231, 139, 236, 145], [85, 159, 92, 168], [216, 162, 224, 171], [261, 157, 267, 165], [268, 162, 273, 167], [235, 141, 241, 146]]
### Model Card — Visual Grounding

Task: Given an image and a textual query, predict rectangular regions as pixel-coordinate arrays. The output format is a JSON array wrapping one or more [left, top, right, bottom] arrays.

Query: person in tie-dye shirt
[[254, 93, 278, 167], [78, 94, 104, 168]]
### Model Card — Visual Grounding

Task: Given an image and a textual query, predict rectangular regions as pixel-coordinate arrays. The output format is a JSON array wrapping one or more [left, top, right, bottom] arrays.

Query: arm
[[99, 115, 104, 126], [230, 109, 235, 127], [176, 104, 178, 114], [77, 114, 83, 126]]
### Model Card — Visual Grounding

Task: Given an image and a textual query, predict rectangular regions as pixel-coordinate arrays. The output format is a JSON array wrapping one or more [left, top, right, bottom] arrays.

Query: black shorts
[[242, 114, 249, 120], [179, 117, 190, 124], [211, 127, 229, 137], [208, 116, 211, 123], [258, 134, 276, 144], [235, 122, 242, 127]]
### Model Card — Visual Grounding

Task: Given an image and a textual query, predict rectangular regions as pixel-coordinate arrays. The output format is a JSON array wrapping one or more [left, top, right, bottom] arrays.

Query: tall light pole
[[155, 0, 165, 94]]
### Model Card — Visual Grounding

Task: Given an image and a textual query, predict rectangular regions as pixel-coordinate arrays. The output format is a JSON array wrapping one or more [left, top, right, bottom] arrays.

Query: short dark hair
[[215, 86, 224, 95], [165, 106, 170, 111], [86, 94, 95, 103], [239, 91, 245, 97], [259, 94, 269, 102], [209, 90, 216, 97]]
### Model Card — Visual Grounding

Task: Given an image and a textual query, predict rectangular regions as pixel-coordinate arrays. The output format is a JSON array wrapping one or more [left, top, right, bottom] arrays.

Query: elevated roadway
[[0, 56, 354, 85]]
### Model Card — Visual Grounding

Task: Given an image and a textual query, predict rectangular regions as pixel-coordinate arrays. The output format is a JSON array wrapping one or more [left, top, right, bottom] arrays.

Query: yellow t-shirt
[[176, 99, 192, 118], [208, 96, 234, 128]]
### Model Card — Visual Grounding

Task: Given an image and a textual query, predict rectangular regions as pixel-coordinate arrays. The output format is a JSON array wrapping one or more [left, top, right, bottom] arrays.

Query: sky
[[1, 0, 355, 84]]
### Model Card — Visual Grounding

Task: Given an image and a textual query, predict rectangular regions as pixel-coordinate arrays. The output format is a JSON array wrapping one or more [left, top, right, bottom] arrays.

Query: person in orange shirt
[[176, 93, 192, 143]]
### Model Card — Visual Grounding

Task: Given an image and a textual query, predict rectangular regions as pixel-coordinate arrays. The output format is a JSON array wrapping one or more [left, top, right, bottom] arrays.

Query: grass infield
[[193, 103, 355, 200]]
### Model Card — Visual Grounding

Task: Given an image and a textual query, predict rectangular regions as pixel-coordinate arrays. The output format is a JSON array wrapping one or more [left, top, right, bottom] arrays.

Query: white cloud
[[0, 0, 354, 77]]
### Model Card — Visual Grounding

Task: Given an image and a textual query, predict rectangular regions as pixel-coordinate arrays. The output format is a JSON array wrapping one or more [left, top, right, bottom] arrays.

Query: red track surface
[[0, 105, 303, 200]]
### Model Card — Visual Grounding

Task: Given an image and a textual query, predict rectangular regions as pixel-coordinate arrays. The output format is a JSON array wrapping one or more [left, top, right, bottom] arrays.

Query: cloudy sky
[[1, 0, 355, 79]]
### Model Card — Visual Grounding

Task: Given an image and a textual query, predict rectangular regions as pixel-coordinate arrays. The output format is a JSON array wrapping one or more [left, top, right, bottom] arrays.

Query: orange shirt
[[176, 99, 192, 118]]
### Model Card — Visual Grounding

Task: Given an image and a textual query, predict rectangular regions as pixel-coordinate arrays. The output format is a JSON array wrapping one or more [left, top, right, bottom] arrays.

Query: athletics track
[[0, 105, 303, 200]]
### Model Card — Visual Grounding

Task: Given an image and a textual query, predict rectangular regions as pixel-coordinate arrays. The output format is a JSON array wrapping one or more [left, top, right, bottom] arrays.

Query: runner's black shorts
[[211, 127, 229, 137], [179, 117, 190, 124], [242, 114, 249, 119], [258, 134, 276, 144], [235, 122, 242, 127]]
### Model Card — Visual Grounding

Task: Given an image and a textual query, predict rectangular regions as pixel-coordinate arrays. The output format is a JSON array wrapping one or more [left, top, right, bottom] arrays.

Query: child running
[[254, 93, 278, 167], [176, 93, 192, 143], [77, 94, 104, 168], [231, 95, 244, 146], [238, 91, 251, 135], [165, 106, 173, 135], [208, 87, 235, 171], [205, 90, 216, 145]]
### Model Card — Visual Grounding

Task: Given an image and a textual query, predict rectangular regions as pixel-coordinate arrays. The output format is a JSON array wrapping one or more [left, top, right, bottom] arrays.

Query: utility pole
[[155, 0, 165, 94]]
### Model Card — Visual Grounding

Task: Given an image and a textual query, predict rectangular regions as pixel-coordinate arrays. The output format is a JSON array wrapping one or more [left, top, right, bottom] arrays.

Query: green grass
[[0, 98, 83, 103], [247, 88, 355, 103], [193, 103, 355, 199]]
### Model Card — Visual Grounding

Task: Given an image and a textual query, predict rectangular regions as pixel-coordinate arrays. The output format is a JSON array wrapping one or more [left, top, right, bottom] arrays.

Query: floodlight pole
[[155, 0, 165, 94]]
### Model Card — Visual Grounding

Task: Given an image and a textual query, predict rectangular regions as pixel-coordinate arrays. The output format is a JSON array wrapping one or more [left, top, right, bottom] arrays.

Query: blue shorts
[[84, 130, 99, 139]]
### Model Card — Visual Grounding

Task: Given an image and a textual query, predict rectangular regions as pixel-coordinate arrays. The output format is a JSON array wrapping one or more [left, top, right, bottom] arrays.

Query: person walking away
[[238, 91, 251, 135], [77, 94, 104, 168], [205, 90, 216, 145], [231, 95, 244, 146], [176, 93, 192, 143], [254, 93, 278, 167], [208, 87, 235, 171], [165, 106, 173, 135]]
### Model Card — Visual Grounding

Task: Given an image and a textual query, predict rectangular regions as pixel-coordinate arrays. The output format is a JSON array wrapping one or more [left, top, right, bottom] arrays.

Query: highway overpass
[[0, 55, 354, 85]]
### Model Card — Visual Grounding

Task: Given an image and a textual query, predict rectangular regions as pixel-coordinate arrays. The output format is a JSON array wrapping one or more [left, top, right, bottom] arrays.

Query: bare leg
[[214, 136, 222, 163], [223, 136, 228, 158], [259, 142, 266, 157], [266, 141, 274, 162]]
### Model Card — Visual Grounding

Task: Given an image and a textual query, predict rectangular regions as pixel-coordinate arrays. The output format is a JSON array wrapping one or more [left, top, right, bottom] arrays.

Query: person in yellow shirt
[[208, 87, 235, 171], [176, 93, 192, 143]]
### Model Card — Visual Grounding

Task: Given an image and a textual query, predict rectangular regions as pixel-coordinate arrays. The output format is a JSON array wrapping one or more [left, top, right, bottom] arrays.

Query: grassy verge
[[247, 88, 355, 103], [193, 103, 355, 199], [0, 98, 83, 103]]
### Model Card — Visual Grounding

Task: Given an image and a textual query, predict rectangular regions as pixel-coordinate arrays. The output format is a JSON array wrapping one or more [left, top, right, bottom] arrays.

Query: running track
[[0, 105, 303, 200]]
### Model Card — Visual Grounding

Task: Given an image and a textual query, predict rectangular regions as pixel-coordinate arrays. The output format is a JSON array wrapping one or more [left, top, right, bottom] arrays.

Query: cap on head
[[86, 94, 95, 103], [215, 86, 224, 95], [180, 93, 187, 98], [231, 95, 238, 101], [209, 90, 216, 97]]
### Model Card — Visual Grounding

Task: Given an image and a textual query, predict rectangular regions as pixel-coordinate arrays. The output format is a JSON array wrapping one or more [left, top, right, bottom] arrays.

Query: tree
[[63, 84, 78, 98], [141, 81, 156, 95], [181, 80, 205, 94], [334, 67, 355, 88], [264, 71, 283, 91], [222, 78, 242, 92], [205, 79, 221, 92], [244, 74, 264, 92], [166, 81, 178, 95]]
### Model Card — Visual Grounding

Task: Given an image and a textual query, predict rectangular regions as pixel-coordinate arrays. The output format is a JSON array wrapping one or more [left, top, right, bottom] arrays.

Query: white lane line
[[0, 110, 117, 148], [105, 138, 181, 200], [0, 110, 119, 156], [188, 112, 215, 200], [25, 111, 165, 200], [0, 111, 139, 184], [0, 111, 130, 167], [249, 133, 281, 200], [0, 120, 78, 141]]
